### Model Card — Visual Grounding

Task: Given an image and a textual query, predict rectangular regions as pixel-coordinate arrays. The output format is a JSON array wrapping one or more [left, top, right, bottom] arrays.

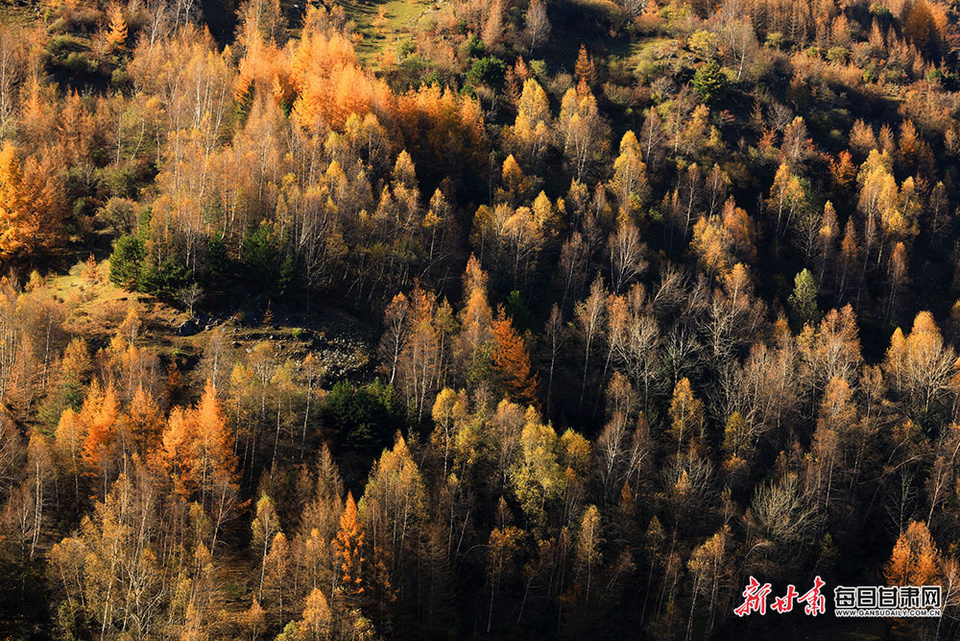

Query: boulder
[[177, 320, 199, 337]]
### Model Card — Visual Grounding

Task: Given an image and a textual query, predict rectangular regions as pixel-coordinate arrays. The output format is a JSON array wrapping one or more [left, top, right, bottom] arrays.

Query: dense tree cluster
[[7, 0, 960, 638]]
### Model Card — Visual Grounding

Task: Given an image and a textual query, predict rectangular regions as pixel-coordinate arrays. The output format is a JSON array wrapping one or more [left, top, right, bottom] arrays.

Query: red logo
[[735, 576, 825, 617]]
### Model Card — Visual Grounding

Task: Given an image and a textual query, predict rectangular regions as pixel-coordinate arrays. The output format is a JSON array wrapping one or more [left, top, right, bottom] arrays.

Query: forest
[[3, 0, 960, 638]]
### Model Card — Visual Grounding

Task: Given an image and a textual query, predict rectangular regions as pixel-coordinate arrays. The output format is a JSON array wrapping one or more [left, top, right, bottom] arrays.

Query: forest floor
[[35, 258, 376, 402]]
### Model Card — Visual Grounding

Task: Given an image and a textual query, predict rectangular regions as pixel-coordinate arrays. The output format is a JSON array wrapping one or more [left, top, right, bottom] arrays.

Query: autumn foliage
[[7, 0, 960, 639]]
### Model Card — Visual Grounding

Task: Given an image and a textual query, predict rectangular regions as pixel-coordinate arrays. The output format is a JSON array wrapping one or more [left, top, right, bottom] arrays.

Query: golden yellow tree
[[106, 4, 128, 51], [510, 78, 551, 164], [610, 130, 649, 217], [668, 378, 705, 454], [886, 520, 940, 586], [0, 144, 64, 260], [0, 144, 33, 259]]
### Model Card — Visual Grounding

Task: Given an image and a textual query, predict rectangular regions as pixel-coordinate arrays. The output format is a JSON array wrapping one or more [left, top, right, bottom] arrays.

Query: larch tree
[[574, 44, 596, 93], [299, 587, 333, 641], [242, 598, 267, 641], [160, 406, 193, 496], [106, 4, 128, 51], [611, 131, 650, 215], [188, 380, 237, 493], [668, 378, 706, 454], [190, 380, 240, 553], [128, 384, 162, 452], [457, 256, 494, 388], [300, 444, 344, 546], [482, 0, 504, 50], [360, 435, 427, 621], [886, 520, 940, 587], [263, 531, 291, 619], [491, 306, 539, 406], [498, 154, 532, 206], [0, 144, 61, 260], [903, 0, 941, 56], [335, 491, 364, 602], [849, 119, 877, 157], [831, 150, 857, 190], [80, 381, 122, 494]]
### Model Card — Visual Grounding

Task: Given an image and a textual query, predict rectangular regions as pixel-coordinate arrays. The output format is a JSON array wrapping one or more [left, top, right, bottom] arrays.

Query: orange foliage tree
[[491, 306, 539, 405], [335, 491, 365, 601], [0, 144, 64, 260], [160, 380, 238, 499], [886, 520, 940, 586], [80, 381, 121, 485]]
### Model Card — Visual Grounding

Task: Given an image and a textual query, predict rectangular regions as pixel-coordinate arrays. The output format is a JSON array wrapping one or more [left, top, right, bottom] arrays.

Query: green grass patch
[[340, 0, 433, 64]]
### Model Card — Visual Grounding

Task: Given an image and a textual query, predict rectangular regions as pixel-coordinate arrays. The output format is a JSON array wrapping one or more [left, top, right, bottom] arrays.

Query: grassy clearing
[[39, 260, 189, 347], [616, 35, 678, 72], [340, 0, 433, 64], [36, 258, 373, 396]]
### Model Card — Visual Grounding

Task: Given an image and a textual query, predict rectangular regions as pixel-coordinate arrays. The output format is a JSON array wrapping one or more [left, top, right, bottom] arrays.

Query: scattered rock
[[177, 320, 198, 337]]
